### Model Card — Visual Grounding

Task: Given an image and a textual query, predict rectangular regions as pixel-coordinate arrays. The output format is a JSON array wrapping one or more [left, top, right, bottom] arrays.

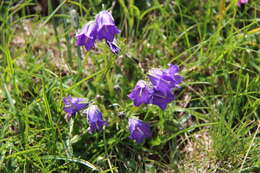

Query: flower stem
[[103, 130, 114, 173], [105, 55, 114, 97], [70, 9, 83, 73]]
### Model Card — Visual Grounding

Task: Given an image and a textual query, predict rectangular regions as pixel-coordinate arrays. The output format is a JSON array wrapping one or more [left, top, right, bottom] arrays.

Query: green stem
[[61, 6, 72, 66], [103, 130, 114, 173], [48, 0, 61, 50], [71, 10, 83, 73], [105, 55, 114, 97], [66, 118, 74, 157]]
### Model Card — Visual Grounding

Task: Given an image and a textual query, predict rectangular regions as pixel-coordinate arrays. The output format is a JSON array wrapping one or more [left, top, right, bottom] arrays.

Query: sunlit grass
[[0, 0, 259, 172]]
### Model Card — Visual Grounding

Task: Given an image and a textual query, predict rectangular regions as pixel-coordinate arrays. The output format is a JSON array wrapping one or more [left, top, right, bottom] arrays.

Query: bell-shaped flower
[[148, 64, 183, 95], [63, 96, 88, 118], [95, 11, 120, 42], [238, 0, 248, 7], [128, 80, 154, 106], [84, 105, 108, 133], [76, 21, 97, 50], [128, 118, 152, 143], [106, 40, 120, 54], [151, 89, 175, 110]]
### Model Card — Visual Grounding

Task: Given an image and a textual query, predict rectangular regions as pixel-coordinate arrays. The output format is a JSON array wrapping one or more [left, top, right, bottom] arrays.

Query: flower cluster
[[63, 96, 152, 143], [64, 11, 184, 145], [63, 96, 108, 133], [76, 11, 120, 54], [237, 0, 249, 7], [128, 64, 183, 110]]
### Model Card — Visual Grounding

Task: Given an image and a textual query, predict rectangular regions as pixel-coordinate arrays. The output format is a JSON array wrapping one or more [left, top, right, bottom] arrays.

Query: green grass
[[0, 0, 259, 172]]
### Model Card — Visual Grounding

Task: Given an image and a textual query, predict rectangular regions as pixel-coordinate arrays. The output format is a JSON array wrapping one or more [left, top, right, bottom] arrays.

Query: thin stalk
[[48, 0, 61, 50], [66, 118, 74, 157], [103, 130, 114, 173], [61, 6, 73, 66], [105, 55, 114, 97], [70, 9, 82, 72]]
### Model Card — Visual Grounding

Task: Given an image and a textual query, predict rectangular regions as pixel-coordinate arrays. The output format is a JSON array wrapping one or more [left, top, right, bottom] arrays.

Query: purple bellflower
[[128, 118, 152, 143], [128, 80, 154, 106], [148, 64, 183, 95], [95, 11, 121, 42], [63, 96, 88, 118], [84, 105, 108, 133], [76, 21, 97, 50], [106, 40, 120, 54], [238, 0, 249, 7], [151, 89, 175, 110]]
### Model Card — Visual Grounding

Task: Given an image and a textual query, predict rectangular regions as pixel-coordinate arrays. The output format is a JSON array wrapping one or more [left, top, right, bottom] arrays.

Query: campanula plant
[[128, 80, 154, 106], [148, 64, 183, 95], [95, 11, 121, 42], [128, 118, 152, 143], [84, 105, 108, 133], [63, 96, 89, 118], [128, 64, 183, 110], [75, 10, 120, 54], [150, 89, 175, 110], [76, 21, 97, 50]]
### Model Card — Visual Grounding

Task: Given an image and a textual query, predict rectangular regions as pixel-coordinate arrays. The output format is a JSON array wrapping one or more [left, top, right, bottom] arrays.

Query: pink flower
[[237, 0, 249, 7]]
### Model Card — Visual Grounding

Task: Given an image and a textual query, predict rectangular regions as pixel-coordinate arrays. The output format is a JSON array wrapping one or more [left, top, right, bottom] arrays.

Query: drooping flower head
[[148, 64, 183, 95], [84, 105, 108, 133], [95, 11, 121, 42], [128, 80, 154, 106], [106, 40, 120, 54], [151, 89, 175, 110], [128, 118, 152, 143], [63, 96, 88, 118], [76, 21, 97, 50], [237, 0, 249, 7]]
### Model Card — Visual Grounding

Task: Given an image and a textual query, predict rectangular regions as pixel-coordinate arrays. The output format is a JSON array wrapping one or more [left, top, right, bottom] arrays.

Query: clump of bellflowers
[[128, 64, 183, 110], [75, 11, 120, 54], [63, 96, 108, 133]]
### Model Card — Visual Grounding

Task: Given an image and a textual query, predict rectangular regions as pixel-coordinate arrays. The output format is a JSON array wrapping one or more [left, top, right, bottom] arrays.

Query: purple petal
[[128, 118, 152, 143], [76, 34, 87, 46], [63, 96, 88, 118], [106, 40, 120, 54], [151, 89, 175, 110], [148, 65, 183, 95], [95, 11, 120, 42], [85, 105, 108, 133], [128, 80, 153, 107], [75, 21, 97, 50], [84, 38, 95, 51]]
